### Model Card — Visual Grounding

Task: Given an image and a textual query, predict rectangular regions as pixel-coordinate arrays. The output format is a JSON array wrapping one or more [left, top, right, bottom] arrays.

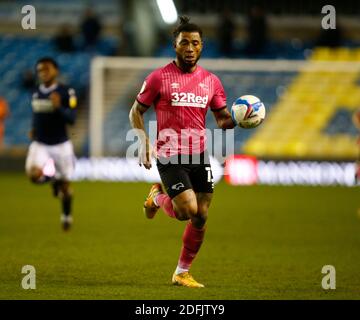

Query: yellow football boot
[[172, 272, 205, 288], [143, 183, 162, 219]]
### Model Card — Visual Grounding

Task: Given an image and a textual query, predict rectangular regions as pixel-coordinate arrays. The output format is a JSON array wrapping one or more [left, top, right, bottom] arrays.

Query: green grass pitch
[[0, 173, 360, 299]]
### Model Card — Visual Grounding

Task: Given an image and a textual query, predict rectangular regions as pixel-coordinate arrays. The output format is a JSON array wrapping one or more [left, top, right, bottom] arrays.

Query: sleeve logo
[[68, 88, 77, 108], [139, 81, 147, 94]]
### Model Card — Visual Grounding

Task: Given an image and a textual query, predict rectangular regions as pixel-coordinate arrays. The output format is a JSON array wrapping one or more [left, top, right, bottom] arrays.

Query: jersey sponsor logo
[[31, 98, 54, 113], [171, 182, 185, 190], [171, 92, 209, 108]]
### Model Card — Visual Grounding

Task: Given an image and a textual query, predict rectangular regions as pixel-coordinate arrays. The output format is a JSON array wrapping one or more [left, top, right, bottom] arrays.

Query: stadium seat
[[0, 35, 116, 146], [243, 47, 360, 160]]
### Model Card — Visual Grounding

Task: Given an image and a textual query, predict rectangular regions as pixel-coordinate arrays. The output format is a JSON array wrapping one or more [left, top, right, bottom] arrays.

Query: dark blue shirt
[[31, 83, 77, 145]]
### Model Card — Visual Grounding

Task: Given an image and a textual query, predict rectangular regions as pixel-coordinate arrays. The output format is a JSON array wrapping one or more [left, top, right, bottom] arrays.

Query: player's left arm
[[210, 75, 236, 129], [212, 107, 236, 129], [50, 88, 77, 125]]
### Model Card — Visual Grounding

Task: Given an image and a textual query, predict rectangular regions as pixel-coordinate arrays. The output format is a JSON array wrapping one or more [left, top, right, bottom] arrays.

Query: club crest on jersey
[[199, 82, 209, 90], [171, 82, 180, 89], [171, 92, 208, 108]]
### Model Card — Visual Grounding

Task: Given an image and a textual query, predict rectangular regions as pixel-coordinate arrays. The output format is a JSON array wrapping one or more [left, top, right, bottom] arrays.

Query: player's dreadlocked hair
[[173, 16, 203, 40]]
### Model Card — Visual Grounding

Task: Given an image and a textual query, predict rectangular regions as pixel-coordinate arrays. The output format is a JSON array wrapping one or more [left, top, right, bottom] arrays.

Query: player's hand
[[139, 141, 154, 170], [50, 92, 61, 109], [28, 129, 34, 140]]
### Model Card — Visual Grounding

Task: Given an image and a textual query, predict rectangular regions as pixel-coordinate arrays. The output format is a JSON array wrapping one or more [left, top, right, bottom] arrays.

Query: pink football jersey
[[137, 61, 226, 157]]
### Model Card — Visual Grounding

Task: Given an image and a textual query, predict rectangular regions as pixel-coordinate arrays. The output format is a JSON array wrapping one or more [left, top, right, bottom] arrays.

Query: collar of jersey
[[172, 61, 199, 74], [39, 83, 59, 94]]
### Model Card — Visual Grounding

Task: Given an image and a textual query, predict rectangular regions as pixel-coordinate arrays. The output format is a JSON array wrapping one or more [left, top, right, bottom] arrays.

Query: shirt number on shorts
[[205, 167, 213, 182]]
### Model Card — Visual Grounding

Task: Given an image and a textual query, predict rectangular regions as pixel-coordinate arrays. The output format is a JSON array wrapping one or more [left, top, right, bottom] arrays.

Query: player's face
[[36, 62, 58, 85], [174, 32, 202, 69]]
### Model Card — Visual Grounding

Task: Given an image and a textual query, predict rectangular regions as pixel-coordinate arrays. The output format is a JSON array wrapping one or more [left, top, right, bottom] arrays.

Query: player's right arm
[[129, 70, 161, 170], [129, 101, 153, 169]]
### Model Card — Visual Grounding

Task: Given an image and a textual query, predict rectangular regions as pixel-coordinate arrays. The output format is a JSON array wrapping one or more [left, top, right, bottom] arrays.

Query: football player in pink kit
[[129, 16, 236, 288]]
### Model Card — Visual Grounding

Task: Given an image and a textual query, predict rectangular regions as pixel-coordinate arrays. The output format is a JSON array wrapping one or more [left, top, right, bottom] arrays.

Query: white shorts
[[25, 140, 76, 181]]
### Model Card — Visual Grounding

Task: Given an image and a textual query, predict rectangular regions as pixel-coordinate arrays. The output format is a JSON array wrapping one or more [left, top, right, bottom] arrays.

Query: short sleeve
[[136, 70, 161, 107], [210, 75, 227, 111]]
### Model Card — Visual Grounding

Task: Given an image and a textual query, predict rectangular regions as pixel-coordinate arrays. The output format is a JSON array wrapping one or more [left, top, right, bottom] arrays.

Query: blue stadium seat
[[0, 34, 116, 146]]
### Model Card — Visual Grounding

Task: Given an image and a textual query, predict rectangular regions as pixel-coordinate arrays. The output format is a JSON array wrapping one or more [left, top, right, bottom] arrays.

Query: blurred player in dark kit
[[26, 57, 77, 231]]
